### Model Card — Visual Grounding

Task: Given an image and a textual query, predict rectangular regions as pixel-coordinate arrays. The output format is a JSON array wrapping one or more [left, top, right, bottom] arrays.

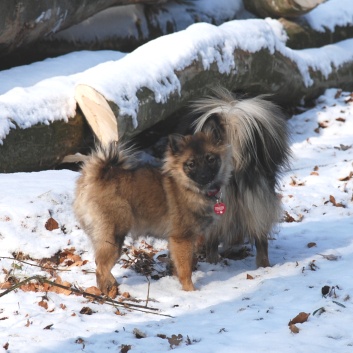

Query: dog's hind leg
[[94, 230, 125, 296], [255, 236, 270, 268], [169, 236, 195, 291]]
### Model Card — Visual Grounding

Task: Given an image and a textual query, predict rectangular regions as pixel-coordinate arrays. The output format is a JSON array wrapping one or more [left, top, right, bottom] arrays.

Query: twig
[[0, 256, 70, 272], [0, 275, 174, 318], [145, 276, 151, 308]]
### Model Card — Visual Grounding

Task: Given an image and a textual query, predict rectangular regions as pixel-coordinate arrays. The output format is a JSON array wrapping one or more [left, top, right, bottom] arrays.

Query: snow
[[51, 0, 247, 43], [1, 88, 353, 352], [304, 0, 353, 32], [1, 1, 353, 350], [1, 0, 353, 142]]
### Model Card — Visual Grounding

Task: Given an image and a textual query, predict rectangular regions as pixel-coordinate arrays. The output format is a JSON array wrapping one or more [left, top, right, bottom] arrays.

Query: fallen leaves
[[339, 171, 353, 181], [38, 300, 49, 310], [288, 312, 310, 334], [283, 211, 304, 223], [328, 195, 345, 208], [289, 177, 305, 187], [80, 307, 94, 315], [45, 217, 59, 231]]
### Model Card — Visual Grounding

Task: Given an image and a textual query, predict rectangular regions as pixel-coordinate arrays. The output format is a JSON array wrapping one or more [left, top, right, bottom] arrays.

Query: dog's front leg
[[169, 236, 195, 291], [255, 236, 270, 268]]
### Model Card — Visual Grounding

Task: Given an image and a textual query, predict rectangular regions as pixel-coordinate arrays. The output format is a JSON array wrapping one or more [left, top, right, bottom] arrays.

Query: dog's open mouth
[[206, 185, 221, 197]]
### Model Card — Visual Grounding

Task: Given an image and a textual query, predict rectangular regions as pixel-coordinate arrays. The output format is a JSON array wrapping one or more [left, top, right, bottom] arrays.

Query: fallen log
[[26, 1, 246, 61], [1, 19, 353, 173], [0, 0, 168, 67], [244, 0, 324, 18], [0, 112, 93, 173]]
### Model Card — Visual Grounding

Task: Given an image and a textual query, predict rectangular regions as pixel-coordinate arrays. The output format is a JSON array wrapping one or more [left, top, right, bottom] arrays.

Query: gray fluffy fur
[[192, 87, 291, 265]]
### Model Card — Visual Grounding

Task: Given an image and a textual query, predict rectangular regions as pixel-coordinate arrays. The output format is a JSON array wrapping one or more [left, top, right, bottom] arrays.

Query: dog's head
[[164, 127, 231, 194]]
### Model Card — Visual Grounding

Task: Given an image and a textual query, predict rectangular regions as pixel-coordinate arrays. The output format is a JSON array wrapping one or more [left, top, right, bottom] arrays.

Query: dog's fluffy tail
[[192, 87, 290, 182], [79, 141, 138, 181]]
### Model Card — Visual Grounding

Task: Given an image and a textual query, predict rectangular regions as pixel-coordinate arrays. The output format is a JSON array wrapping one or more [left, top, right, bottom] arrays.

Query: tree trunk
[[0, 113, 93, 173], [0, 0, 167, 60], [1, 19, 353, 173], [109, 44, 353, 142], [281, 18, 353, 49], [243, 0, 324, 18], [15, 1, 245, 65]]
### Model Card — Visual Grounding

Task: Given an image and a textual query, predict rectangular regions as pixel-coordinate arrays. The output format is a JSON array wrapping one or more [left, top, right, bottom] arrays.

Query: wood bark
[[243, 0, 324, 18], [21, 2, 245, 65], [0, 113, 93, 173], [280, 18, 353, 49], [2, 41, 353, 173], [109, 47, 353, 142], [0, 0, 166, 60]]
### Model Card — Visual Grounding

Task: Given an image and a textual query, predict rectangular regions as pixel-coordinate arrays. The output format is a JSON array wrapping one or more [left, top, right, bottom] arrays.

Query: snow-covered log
[[244, 0, 324, 18], [281, 0, 353, 49], [1, 19, 353, 172], [281, 17, 353, 49]]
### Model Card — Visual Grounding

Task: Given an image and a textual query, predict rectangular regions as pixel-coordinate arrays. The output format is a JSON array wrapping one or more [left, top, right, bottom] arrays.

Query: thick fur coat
[[192, 88, 291, 266], [74, 131, 232, 294]]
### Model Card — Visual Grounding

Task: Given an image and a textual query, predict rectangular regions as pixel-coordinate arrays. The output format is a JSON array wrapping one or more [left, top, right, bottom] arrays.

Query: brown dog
[[74, 128, 232, 294]]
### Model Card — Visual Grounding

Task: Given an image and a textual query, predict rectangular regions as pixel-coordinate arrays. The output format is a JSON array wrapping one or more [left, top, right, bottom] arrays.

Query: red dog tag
[[214, 202, 226, 215]]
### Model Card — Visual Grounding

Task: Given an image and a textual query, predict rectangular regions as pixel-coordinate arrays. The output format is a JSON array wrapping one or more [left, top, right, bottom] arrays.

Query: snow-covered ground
[[0, 88, 352, 352], [1, 1, 353, 351]]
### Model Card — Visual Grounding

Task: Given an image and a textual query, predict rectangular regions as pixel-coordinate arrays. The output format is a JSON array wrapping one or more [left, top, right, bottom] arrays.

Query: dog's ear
[[200, 114, 225, 145], [168, 134, 186, 154]]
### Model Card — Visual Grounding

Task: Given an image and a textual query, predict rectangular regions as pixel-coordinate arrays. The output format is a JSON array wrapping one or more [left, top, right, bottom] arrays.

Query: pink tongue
[[207, 188, 220, 197]]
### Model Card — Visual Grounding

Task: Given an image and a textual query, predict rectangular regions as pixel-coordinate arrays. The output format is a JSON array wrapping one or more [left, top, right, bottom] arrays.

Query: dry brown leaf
[[318, 121, 329, 129], [246, 274, 254, 280], [120, 344, 131, 353], [85, 286, 102, 296], [310, 171, 319, 176], [0, 281, 13, 290], [38, 300, 48, 310], [307, 242, 317, 248], [283, 212, 303, 223], [3, 342, 9, 351], [289, 177, 305, 187], [45, 217, 59, 231], [114, 309, 126, 316], [339, 171, 353, 181], [50, 277, 72, 295], [43, 324, 53, 330], [288, 312, 310, 326], [20, 283, 38, 292], [335, 117, 346, 122], [168, 334, 183, 348], [329, 195, 345, 208], [289, 324, 300, 334], [80, 307, 94, 315]]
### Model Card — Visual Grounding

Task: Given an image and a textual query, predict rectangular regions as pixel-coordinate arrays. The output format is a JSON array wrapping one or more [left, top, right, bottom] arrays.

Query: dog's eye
[[206, 154, 216, 164], [185, 160, 195, 169]]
